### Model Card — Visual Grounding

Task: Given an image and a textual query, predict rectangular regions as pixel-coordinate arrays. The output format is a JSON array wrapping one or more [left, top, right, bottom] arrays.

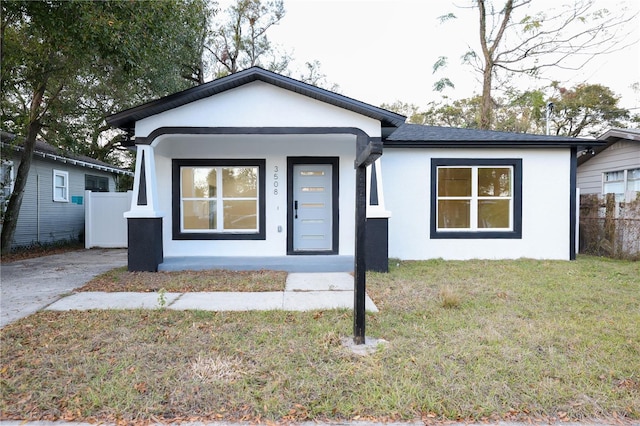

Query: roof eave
[[597, 128, 640, 143], [0, 141, 133, 176], [106, 67, 406, 130], [383, 139, 605, 149]]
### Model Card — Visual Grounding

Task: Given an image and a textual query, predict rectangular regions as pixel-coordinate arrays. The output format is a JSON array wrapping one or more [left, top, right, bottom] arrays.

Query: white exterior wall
[[577, 141, 640, 195], [132, 82, 382, 258], [154, 134, 356, 257], [382, 148, 572, 260], [135, 81, 381, 139]]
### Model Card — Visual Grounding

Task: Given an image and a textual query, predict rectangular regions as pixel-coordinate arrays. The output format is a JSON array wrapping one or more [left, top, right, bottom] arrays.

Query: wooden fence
[[579, 193, 640, 260]]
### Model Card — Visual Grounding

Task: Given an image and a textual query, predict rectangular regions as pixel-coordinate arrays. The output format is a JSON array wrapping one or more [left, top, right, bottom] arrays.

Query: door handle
[[294, 200, 298, 219]]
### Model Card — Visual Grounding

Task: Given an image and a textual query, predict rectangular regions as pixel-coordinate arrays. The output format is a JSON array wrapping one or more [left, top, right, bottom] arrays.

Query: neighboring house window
[[85, 174, 109, 192], [53, 170, 69, 202], [1, 160, 14, 216], [431, 159, 522, 239], [172, 159, 266, 240], [603, 168, 640, 201], [628, 168, 640, 193]]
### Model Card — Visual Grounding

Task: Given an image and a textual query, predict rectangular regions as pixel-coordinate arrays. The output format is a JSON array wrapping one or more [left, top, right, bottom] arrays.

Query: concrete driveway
[[0, 249, 127, 328]]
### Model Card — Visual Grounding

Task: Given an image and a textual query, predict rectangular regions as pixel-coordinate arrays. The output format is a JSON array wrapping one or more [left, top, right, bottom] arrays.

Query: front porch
[[158, 255, 355, 273]]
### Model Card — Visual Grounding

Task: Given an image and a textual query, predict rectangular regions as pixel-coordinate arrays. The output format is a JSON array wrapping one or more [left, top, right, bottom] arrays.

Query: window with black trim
[[172, 159, 266, 240], [431, 158, 522, 239]]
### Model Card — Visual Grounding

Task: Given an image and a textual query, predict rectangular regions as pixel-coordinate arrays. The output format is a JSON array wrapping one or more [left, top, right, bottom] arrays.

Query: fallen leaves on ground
[[77, 268, 287, 292]]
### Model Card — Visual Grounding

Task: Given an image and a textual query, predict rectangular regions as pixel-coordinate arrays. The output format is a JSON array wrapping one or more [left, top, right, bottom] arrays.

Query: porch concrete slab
[[283, 291, 378, 312], [159, 255, 354, 273], [46, 292, 181, 311], [170, 292, 284, 311], [286, 272, 354, 291]]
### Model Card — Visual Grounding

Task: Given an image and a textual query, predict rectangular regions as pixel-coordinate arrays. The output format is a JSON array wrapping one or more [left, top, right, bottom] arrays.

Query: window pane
[[182, 167, 216, 198], [222, 167, 257, 197], [183, 200, 216, 230], [628, 168, 640, 192], [478, 167, 511, 196], [55, 187, 66, 200], [438, 168, 471, 197], [604, 181, 624, 195], [604, 171, 624, 182], [55, 174, 65, 187], [223, 200, 257, 230], [438, 200, 470, 228], [478, 200, 510, 228]]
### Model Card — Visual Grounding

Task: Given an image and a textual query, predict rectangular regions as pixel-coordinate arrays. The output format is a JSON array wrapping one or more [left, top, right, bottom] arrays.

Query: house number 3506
[[273, 165, 279, 195]]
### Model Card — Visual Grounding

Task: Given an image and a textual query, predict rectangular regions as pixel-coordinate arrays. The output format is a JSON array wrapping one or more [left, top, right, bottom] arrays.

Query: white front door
[[292, 164, 333, 252]]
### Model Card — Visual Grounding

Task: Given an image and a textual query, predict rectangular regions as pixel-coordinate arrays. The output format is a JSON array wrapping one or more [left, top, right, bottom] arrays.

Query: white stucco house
[[106, 67, 600, 272]]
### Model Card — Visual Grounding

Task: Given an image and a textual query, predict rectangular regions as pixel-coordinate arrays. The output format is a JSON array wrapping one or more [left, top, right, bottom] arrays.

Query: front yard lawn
[[1, 256, 638, 424]]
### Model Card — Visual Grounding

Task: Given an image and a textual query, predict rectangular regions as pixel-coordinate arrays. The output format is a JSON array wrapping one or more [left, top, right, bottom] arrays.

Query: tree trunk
[[480, 64, 493, 129], [476, 0, 513, 130], [1, 85, 45, 255]]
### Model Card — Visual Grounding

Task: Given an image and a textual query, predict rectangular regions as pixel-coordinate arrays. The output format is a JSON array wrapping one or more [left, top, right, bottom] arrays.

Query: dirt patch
[[1, 243, 85, 263], [77, 267, 287, 292]]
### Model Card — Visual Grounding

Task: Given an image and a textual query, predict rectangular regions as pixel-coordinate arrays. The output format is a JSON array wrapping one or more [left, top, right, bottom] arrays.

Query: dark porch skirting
[[159, 255, 355, 273]]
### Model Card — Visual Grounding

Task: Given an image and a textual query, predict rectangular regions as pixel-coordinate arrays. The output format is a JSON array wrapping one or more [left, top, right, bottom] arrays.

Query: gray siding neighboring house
[[1, 133, 133, 249], [577, 128, 640, 201]]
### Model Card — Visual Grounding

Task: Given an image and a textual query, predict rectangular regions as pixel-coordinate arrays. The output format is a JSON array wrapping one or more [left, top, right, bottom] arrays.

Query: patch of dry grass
[[77, 267, 287, 292], [1, 256, 639, 424]]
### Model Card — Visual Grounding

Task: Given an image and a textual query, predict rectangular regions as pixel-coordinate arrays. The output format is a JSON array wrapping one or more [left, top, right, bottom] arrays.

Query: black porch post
[[353, 164, 367, 344], [353, 134, 382, 345]]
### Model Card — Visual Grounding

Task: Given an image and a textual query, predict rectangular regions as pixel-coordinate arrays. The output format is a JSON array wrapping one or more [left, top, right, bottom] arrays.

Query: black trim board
[[134, 126, 373, 145], [137, 151, 147, 206], [569, 147, 577, 260], [287, 157, 340, 255], [430, 158, 523, 239], [385, 141, 592, 148], [172, 159, 266, 240]]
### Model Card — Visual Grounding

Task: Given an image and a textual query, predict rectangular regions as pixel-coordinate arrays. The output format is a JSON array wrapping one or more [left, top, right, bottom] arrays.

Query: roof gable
[[133, 81, 385, 138], [107, 67, 407, 130], [578, 127, 640, 165]]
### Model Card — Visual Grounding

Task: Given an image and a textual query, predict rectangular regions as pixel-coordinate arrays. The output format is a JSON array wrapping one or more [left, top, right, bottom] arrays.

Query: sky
[[259, 0, 640, 112]]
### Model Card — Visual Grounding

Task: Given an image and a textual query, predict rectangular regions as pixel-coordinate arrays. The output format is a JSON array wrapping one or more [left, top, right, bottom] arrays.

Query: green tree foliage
[[434, 0, 636, 130], [385, 83, 629, 137], [0, 0, 210, 254], [204, 0, 288, 79], [549, 83, 630, 137]]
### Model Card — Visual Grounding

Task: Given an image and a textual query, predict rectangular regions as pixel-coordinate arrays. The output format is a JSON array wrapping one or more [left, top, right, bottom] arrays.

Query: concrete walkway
[[1, 249, 128, 327], [45, 272, 378, 312], [1, 250, 377, 328]]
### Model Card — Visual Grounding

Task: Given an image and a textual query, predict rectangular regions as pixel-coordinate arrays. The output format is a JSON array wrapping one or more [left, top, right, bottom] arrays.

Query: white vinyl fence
[[85, 190, 132, 248]]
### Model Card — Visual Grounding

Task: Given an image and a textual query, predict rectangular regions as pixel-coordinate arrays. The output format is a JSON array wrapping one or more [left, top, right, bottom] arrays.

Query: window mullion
[[216, 167, 223, 231], [470, 166, 478, 230]]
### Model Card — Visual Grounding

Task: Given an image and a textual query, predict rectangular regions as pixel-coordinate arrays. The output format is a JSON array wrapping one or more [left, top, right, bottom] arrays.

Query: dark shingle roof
[[0, 132, 132, 176], [106, 66, 407, 130], [385, 124, 599, 148]]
